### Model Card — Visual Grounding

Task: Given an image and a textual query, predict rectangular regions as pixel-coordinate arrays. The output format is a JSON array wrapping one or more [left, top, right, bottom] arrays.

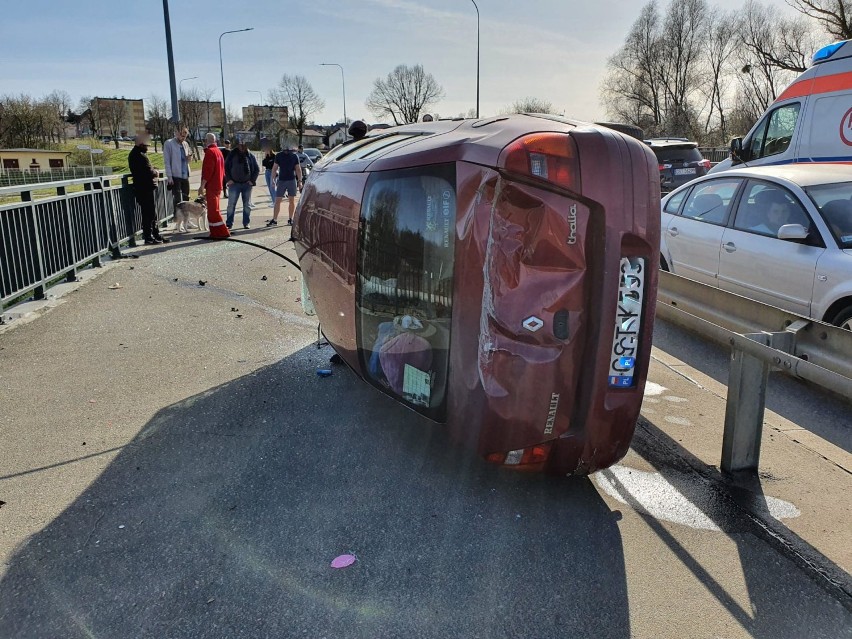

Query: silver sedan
[[659, 165, 852, 329]]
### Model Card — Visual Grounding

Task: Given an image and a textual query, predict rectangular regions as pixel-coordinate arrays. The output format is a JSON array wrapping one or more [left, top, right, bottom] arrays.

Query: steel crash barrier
[[656, 270, 852, 474], [0, 176, 173, 310]]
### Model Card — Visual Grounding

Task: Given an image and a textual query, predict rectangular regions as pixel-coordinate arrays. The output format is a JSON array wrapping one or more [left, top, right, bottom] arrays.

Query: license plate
[[608, 257, 645, 388], [674, 167, 696, 176]]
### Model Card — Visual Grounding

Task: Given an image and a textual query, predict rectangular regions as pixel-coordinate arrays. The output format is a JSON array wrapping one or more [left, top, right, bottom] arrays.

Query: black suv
[[645, 138, 711, 193]]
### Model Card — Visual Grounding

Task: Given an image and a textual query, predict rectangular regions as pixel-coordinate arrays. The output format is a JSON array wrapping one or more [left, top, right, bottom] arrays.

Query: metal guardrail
[[656, 271, 852, 473], [0, 176, 173, 310]]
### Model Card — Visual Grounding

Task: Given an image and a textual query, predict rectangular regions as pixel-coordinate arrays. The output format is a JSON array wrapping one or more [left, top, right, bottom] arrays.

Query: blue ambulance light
[[813, 41, 845, 63]]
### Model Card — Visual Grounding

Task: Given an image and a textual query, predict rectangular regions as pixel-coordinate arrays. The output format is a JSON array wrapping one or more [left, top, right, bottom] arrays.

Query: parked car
[[645, 138, 712, 193], [302, 148, 323, 163], [660, 165, 852, 328], [712, 39, 852, 173], [294, 115, 660, 474]]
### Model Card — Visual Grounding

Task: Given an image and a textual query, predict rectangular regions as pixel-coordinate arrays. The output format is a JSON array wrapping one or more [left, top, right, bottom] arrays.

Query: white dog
[[173, 197, 208, 233]]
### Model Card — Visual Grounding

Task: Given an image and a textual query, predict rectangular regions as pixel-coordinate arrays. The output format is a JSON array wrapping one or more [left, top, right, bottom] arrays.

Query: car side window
[[680, 179, 740, 225], [733, 180, 813, 240], [663, 188, 690, 214], [754, 103, 801, 159]]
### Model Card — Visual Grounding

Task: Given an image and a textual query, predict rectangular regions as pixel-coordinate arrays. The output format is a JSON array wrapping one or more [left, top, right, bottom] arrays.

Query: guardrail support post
[[721, 332, 770, 473]]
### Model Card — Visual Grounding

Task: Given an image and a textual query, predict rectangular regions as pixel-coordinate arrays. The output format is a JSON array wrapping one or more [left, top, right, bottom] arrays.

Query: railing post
[[721, 332, 771, 473], [20, 189, 47, 301], [58, 185, 78, 283]]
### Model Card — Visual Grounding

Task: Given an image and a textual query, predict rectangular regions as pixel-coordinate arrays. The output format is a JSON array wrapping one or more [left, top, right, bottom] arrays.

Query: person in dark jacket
[[128, 132, 169, 245], [261, 142, 277, 204], [224, 137, 260, 230]]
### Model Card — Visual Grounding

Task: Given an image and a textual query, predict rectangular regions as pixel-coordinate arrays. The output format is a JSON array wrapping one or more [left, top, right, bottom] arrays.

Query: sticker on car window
[[403, 364, 431, 407]]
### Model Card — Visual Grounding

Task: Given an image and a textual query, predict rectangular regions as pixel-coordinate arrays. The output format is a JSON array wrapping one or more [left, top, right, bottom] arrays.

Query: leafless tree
[[146, 95, 171, 153], [786, 0, 852, 39], [366, 64, 444, 125], [702, 8, 738, 143], [98, 98, 127, 148], [179, 88, 205, 159], [44, 90, 72, 142], [78, 96, 100, 137], [656, 0, 708, 138], [505, 97, 557, 114], [273, 75, 325, 145], [601, 2, 666, 135]]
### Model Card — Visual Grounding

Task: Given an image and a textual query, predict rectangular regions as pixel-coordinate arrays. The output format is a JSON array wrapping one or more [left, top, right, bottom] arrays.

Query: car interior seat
[[686, 193, 725, 223]]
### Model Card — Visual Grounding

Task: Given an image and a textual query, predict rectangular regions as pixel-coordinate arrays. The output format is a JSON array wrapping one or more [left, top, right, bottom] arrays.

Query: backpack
[[229, 152, 251, 182]]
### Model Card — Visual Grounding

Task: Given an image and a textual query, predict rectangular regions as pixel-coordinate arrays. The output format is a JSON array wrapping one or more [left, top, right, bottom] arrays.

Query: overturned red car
[[293, 114, 660, 474]]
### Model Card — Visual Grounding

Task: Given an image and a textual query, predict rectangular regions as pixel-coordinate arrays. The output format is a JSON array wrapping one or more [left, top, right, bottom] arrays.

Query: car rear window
[[356, 163, 456, 420], [653, 146, 703, 163]]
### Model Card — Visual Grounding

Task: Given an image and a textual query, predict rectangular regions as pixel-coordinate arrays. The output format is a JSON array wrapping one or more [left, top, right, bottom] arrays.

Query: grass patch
[[57, 139, 203, 176]]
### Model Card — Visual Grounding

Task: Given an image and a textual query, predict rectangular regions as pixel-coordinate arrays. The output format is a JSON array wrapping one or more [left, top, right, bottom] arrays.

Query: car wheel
[[831, 304, 852, 331]]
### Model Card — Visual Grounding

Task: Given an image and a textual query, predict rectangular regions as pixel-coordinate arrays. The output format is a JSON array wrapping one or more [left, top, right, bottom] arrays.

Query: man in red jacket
[[198, 132, 230, 239]]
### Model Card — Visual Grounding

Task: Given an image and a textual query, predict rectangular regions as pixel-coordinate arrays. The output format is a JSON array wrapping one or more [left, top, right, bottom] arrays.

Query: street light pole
[[470, 0, 480, 119], [179, 76, 198, 99], [162, 0, 180, 124], [219, 27, 253, 141], [320, 63, 347, 141]]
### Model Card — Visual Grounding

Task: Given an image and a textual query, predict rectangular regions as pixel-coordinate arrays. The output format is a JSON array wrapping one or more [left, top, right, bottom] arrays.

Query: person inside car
[[750, 190, 792, 236]]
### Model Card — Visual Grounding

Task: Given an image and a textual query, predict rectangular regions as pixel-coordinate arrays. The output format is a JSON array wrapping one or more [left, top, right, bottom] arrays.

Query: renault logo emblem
[[522, 316, 544, 332]]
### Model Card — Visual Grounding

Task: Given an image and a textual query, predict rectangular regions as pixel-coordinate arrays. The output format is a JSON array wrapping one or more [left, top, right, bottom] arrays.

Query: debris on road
[[108, 283, 122, 290], [261, 275, 268, 281], [236, 314, 243, 319], [331, 554, 357, 569], [231, 307, 239, 312], [286, 275, 297, 282], [0, 500, 6, 509], [316, 369, 333, 378], [198, 280, 207, 286]]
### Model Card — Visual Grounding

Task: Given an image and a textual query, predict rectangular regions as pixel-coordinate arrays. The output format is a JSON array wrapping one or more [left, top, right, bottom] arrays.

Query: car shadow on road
[[652, 318, 852, 453], [0, 346, 629, 639]]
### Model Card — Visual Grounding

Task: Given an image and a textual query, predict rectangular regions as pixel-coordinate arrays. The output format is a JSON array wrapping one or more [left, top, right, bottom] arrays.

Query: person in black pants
[[128, 132, 170, 245]]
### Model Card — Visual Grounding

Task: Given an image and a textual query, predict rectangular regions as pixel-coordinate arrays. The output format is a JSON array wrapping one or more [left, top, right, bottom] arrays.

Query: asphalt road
[[0, 215, 849, 638]]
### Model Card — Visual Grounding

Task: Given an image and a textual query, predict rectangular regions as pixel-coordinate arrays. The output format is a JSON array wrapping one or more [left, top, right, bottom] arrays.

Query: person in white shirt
[[164, 126, 192, 212]]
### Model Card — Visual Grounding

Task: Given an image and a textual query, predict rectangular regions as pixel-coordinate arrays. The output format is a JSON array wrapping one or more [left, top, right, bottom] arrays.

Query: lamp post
[[219, 27, 253, 141], [162, 0, 179, 123], [470, 0, 480, 119], [179, 76, 197, 99], [320, 63, 348, 142]]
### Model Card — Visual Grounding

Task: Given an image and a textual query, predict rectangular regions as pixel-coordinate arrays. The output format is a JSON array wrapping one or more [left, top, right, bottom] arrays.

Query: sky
[[0, 0, 799, 126]]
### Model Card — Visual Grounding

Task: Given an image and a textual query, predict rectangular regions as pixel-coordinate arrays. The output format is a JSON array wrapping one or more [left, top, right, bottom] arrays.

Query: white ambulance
[[711, 39, 852, 173]]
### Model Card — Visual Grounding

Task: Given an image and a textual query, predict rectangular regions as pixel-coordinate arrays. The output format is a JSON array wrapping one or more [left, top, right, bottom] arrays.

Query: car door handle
[[668, 228, 679, 237], [723, 242, 736, 253]]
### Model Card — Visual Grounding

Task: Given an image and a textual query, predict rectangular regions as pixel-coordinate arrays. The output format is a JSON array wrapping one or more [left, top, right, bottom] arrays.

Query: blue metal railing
[[0, 176, 173, 309]]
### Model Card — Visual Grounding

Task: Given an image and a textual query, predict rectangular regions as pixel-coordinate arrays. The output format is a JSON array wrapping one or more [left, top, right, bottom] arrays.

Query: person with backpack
[[224, 137, 260, 230]]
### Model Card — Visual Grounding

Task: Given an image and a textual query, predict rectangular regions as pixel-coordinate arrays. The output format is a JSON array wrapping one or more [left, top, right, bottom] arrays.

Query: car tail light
[[485, 442, 553, 468], [659, 163, 672, 170], [500, 133, 580, 192]]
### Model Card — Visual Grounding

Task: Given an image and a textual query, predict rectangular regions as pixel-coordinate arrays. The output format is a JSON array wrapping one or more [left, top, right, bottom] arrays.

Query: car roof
[[701, 164, 852, 187]]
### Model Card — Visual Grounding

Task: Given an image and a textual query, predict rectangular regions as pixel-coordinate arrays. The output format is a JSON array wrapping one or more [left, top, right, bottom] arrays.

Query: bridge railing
[[0, 176, 173, 309]]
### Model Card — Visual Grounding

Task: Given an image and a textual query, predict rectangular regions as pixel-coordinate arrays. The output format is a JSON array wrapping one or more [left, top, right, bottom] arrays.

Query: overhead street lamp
[[470, 0, 480, 119], [179, 76, 198, 98], [320, 63, 348, 142], [219, 27, 253, 141]]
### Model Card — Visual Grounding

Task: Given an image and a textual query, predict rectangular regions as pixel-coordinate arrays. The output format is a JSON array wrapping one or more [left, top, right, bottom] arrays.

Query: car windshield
[[805, 182, 852, 248]]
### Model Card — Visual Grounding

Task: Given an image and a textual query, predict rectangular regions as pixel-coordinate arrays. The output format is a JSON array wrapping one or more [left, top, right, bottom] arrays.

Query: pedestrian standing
[[262, 144, 277, 204], [220, 139, 231, 195], [129, 133, 170, 245], [164, 126, 192, 213], [224, 137, 260, 230], [198, 132, 230, 239], [268, 142, 303, 226]]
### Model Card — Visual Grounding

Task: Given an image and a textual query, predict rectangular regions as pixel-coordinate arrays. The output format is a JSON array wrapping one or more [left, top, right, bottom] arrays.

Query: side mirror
[[777, 224, 809, 241], [730, 137, 744, 164]]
